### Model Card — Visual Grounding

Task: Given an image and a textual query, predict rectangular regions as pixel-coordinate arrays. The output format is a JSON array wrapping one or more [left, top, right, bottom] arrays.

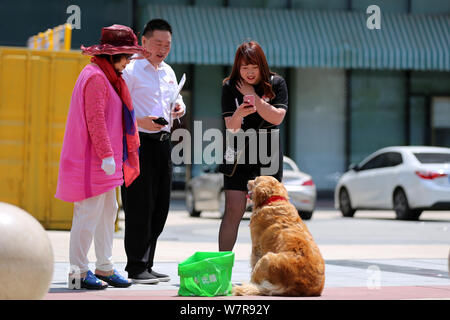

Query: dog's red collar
[[262, 195, 288, 206]]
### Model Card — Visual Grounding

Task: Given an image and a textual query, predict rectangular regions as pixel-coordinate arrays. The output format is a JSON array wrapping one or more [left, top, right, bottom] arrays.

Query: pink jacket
[[55, 64, 124, 202]]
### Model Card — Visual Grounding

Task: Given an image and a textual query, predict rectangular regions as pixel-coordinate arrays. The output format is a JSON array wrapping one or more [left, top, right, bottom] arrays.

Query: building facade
[[139, 0, 450, 195], [2, 0, 448, 196]]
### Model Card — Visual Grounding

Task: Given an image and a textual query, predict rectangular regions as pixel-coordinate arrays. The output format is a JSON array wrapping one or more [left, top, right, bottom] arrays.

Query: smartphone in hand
[[153, 117, 169, 126], [243, 95, 255, 107]]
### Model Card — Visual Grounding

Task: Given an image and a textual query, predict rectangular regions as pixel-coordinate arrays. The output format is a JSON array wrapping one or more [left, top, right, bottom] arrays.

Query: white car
[[186, 156, 316, 220], [335, 146, 450, 220], [282, 156, 316, 219]]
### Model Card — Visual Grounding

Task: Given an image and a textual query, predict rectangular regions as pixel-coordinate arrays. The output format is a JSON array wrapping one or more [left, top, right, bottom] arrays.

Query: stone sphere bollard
[[0, 202, 54, 299]]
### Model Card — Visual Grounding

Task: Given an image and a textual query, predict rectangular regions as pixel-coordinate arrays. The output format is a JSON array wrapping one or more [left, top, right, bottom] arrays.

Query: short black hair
[[142, 19, 172, 38]]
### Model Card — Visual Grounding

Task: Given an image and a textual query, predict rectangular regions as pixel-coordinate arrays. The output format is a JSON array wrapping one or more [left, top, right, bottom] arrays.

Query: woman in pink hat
[[55, 24, 146, 290]]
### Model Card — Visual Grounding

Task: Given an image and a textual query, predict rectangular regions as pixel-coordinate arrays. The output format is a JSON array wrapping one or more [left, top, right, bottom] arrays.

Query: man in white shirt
[[121, 19, 186, 284]]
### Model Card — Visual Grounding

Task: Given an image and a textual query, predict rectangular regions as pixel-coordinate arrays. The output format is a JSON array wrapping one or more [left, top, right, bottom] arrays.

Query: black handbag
[[218, 119, 265, 177]]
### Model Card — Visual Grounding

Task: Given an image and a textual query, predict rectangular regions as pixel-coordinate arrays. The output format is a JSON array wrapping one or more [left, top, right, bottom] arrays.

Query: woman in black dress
[[219, 41, 288, 251]]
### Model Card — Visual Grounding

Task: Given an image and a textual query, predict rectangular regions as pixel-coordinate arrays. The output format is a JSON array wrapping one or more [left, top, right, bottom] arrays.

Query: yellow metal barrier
[[0, 46, 90, 229], [27, 23, 72, 51]]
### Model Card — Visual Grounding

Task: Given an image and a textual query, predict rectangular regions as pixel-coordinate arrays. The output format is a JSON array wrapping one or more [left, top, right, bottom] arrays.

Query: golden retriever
[[233, 176, 325, 296]]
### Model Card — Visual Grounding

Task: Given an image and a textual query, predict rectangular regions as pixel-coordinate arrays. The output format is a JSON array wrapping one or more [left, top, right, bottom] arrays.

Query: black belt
[[140, 131, 171, 141]]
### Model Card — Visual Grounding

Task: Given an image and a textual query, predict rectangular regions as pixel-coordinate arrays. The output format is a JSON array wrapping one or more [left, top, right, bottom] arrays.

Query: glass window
[[414, 153, 450, 164], [360, 152, 403, 170], [292, 0, 348, 10], [410, 71, 450, 96], [228, 0, 265, 7], [350, 70, 406, 164], [359, 154, 387, 171], [411, 0, 450, 14], [283, 161, 295, 171], [409, 96, 427, 145], [290, 68, 346, 191], [351, 0, 409, 13], [385, 152, 403, 167], [432, 97, 450, 148]]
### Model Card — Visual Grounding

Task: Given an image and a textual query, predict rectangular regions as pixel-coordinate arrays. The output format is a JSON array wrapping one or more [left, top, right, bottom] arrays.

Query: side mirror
[[349, 163, 360, 171]]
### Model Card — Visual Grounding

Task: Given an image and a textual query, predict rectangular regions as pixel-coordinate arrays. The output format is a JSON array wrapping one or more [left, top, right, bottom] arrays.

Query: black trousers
[[121, 132, 172, 276]]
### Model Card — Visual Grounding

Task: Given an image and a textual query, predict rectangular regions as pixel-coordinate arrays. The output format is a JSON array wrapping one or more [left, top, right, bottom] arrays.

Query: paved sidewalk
[[44, 208, 450, 300], [46, 259, 449, 300]]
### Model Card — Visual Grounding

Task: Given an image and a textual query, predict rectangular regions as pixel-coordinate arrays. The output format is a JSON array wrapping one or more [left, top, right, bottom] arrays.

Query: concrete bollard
[[0, 202, 54, 299]]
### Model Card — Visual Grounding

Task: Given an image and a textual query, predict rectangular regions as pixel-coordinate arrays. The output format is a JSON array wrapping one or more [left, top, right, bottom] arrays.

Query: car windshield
[[413, 152, 450, 164]]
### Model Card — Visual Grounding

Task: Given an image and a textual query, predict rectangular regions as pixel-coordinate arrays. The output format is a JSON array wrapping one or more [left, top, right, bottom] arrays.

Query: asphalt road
[[112, 199, 450, 262], [146, 199, 450, 247]]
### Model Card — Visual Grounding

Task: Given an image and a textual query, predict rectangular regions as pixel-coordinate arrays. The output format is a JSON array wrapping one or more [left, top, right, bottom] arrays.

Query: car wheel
[[218, 190, 226, 218], [186, 188, 201, 217], [298, 210, 313, 220], [339, 188, 356, 217], [393, 189, 421, 221]]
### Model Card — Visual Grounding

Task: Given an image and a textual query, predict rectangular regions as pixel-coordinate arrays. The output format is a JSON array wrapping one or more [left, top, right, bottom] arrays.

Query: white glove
[[101, 156, 115, 175]]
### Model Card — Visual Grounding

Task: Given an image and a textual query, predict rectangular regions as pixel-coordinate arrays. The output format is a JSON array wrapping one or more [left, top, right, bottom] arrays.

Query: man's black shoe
[[149, 269, 170, 282], [128, 270, 159, 284]]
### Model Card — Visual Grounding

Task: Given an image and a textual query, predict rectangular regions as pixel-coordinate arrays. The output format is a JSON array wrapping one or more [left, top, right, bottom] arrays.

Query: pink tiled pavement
[[44, 285, 450, 300]]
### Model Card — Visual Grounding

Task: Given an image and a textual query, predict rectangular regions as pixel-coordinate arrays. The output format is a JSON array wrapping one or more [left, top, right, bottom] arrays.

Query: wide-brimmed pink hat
[[81, 24, 146, 56]]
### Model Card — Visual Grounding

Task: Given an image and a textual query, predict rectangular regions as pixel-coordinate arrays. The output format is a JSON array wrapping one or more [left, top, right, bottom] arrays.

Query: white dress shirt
[[122, 58, 186, 133]]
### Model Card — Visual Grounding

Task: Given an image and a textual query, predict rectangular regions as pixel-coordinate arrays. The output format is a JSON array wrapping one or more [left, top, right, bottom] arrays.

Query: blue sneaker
[[69, 270, 108, 290], [95, 269, 132, 288]]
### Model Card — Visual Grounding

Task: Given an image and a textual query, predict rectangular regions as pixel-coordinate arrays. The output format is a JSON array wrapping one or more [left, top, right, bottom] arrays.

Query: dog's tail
[[233, 251, 325, 296], [233, 281, 282, 296]]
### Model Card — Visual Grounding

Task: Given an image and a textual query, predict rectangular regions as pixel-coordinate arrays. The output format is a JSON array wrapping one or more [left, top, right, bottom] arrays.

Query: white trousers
[[69, 188, 118, 274]]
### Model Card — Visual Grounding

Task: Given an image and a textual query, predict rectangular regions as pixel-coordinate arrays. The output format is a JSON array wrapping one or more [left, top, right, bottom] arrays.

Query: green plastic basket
[[178, 251, 235, 297]]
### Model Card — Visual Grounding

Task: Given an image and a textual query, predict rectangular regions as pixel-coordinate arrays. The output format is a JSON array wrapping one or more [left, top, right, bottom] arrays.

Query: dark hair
[[224, 41, 275, 100], [97, 53, 133, 64], [142, 19, 172, 38]]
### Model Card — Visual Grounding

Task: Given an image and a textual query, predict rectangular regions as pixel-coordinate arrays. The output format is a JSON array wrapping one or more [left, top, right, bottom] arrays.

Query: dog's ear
[[254, 176, 289, 205], [254, 184, 271, 205], [247, 179, 255, 192]]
